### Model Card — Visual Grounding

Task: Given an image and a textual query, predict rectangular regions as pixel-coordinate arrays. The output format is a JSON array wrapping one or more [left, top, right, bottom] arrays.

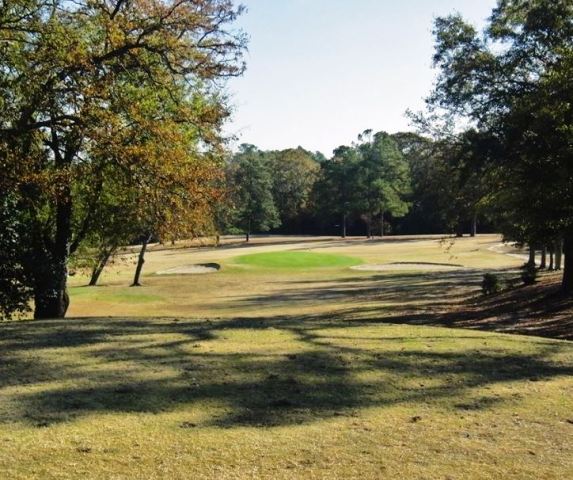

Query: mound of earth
[[156, 263, 220, 275], [352, 262, 466, 272]]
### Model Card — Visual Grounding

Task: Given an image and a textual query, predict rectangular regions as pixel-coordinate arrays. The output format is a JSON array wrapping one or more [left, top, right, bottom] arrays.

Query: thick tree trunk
[[33, 264, 69, 319], [527, 246, 536, 267], [540, 247, 547, 269], [33, 177, 72, 319], [555, 239, 563, 270], [246, 219, 251, 242], [562, 234, 573, 295], [455, 221, 464, 237], [470, 213, 477, 237], [549, 247, 554, 271], [341, 213, 347, 239], [89, 248, 114, 286], [380, 210, 385, 238], [131, 234, 151, 287]]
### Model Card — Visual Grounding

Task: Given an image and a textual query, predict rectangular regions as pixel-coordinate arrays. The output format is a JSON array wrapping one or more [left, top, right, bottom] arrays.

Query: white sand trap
[[352, 262, 466, 272], [156, 263, 220, 275]]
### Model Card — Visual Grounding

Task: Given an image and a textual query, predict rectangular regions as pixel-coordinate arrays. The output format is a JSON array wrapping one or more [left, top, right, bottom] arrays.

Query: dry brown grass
[[2, 234, 572, 479]]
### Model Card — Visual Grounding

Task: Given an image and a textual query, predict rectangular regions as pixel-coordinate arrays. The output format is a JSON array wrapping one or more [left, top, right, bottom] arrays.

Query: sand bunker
[[156, 263, 220, 275], [352, 262, 466, 272]]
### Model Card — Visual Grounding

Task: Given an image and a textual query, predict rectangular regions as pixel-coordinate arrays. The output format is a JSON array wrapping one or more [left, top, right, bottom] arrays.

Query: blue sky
[[225, 0, 497, 156]]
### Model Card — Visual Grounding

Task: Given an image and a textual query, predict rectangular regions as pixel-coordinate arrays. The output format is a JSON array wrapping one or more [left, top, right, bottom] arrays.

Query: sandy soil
[[155, 263, 220, 275], [351, 262, 466, 272]]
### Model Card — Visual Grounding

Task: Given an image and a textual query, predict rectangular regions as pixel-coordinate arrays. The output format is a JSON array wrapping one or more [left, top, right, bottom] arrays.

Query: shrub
[[521, 264, 537, 285], [482, 273, 501, 295]]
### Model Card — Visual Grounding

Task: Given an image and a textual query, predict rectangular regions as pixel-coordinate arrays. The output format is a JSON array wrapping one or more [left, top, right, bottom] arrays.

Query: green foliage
[[356, 131, 411, 222], [481, 273, 500, 296], [265, 147, 320, 223], [0, 195, 32, 319], [228, 145, 280, 237], [428, 0, 573, 291], [311, 144, 363, 234], [0, 0, 246, 317], [311, 130, 411, 236], [521, 264, 538, 286]]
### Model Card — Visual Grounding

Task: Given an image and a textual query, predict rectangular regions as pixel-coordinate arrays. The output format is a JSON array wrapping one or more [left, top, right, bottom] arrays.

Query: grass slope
[[232, 251, 363, 269], [5, 235, 572, 478], [0, 316, 572, 479]]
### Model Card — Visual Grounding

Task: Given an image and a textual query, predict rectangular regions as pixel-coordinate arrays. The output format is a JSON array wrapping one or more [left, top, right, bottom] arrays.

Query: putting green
[[232, 251, 363, 269]]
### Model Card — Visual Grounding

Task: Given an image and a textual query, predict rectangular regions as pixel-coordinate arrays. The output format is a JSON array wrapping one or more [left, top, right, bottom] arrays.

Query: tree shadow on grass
[[214, 270, 486, 311], [1, 313, 572, 429]]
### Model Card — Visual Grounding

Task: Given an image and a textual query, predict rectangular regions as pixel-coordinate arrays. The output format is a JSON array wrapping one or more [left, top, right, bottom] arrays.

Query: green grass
[[0, 316, 571, 479], [232, 251, 363, 269]]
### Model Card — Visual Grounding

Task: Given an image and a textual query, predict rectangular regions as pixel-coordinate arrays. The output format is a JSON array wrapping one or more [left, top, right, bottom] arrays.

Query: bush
[[481, 273, 501, 295], [521, 263, 538, 285]]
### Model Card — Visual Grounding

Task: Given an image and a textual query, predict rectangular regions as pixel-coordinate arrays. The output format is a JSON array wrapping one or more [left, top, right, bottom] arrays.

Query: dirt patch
[[352, 262, 466, 272], [156, 263, 220, 275]]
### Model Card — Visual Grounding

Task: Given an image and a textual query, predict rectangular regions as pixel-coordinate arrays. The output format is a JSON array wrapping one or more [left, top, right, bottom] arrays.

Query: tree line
[[218, 130, 490, 242], [424, 0, 573, 293]]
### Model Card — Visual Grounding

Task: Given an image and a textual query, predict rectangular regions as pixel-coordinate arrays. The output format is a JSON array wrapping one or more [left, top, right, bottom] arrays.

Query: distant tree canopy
[[225, 131, 415, 239], [226, 144, 280, 242]]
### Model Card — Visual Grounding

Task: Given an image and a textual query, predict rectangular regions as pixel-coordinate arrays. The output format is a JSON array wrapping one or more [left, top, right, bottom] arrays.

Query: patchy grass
[[233, 251, 363, 269], [1, 316, 572, 479], [5, 235, 572, 478]]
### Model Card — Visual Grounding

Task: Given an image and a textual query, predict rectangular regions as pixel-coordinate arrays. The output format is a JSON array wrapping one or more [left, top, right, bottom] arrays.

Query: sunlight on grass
[[232, 251, 363, 269], [69, 287, 164, 304], [9, 235, 570, 479], [0, 317, 571, 479]]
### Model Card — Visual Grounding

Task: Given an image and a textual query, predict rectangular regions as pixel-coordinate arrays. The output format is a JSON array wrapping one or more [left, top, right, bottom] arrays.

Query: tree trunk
[[131, 234, 151, 287], [540, 247, 547, 269], [549, 247, 554, 271], [33, 178, 72, 319], [555, 239, 563, 270], [470, 213, 477, 237], [527, 246, 536, 267], [33, 264, 70, 319], [89, 248, 114, 286], [216, 234, 221, 246], [366, 214, 372, 239], [455, 221, 464, 237], [562, 234, 573, 295], [380, 210, 385, 238], [246, 219, 251, 242], [341, 213, 347, 239]]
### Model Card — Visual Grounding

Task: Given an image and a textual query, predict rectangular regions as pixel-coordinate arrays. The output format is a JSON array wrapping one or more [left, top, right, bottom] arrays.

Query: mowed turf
[[2, 235, 572, 479], [233, 251, 363, 269]]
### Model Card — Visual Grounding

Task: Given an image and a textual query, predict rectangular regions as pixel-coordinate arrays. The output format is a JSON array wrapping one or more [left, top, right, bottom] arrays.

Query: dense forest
[[220, 131, 491, 239]]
